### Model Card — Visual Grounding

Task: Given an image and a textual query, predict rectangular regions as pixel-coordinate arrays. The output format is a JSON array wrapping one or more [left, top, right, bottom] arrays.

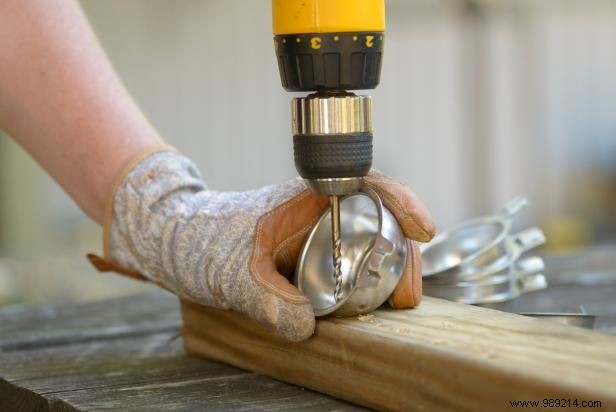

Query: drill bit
[[330, 195, 343, 302]]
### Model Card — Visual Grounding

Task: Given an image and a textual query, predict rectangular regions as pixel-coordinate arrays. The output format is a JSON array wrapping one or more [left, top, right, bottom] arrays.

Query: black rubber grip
[[293, 133, 373, 179], [275, 32, 384, 92]]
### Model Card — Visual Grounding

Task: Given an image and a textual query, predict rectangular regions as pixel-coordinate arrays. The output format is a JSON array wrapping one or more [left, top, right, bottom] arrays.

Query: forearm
[[0, 0, 163, 223]]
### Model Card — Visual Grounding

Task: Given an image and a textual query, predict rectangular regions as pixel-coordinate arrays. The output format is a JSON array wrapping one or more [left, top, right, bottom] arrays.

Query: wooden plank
[[0, 331, 362, 411], [53, 373, 364, 412], [0, 292, 180, 351], [182, 297, 616, 412], [1, 333, 192, 391]]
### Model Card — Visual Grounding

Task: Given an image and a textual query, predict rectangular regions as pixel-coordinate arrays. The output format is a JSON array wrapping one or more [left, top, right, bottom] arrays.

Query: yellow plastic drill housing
[[272, 0, 385, 35]]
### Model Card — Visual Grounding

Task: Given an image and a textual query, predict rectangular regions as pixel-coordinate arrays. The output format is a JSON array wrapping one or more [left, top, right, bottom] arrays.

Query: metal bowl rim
[[421, 215, 512, 277]]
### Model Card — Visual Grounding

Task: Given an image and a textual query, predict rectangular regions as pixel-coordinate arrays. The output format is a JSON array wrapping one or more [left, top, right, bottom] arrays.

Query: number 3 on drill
[[311, 37, 322, 50]]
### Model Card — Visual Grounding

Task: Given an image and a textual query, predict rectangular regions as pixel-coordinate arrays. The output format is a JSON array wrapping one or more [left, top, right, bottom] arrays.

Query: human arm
[[0, 0, 162, 223]]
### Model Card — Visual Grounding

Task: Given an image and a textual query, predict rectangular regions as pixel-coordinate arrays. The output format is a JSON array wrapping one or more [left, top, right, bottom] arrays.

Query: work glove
[[88, 147, 435, 342]]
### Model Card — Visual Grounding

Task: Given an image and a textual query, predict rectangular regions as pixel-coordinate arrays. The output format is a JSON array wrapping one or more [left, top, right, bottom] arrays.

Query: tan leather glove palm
[[89, 149, 435, 342]]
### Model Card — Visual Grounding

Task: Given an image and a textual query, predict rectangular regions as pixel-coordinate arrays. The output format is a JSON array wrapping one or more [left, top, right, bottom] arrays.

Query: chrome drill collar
[[292, 94, 373, 136], [305, 177, 364, 196]]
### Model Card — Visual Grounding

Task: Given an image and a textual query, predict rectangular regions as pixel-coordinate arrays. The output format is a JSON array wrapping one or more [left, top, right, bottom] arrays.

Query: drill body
[[272, 0, 386, 301]]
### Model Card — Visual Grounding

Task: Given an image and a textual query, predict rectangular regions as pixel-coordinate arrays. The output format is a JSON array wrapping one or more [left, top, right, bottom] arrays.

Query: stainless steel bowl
[[295, 188, 408, 317]]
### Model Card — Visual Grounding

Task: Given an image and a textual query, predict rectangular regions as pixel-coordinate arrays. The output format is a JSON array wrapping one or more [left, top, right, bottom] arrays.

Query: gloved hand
[[88, 148, 435, 342]]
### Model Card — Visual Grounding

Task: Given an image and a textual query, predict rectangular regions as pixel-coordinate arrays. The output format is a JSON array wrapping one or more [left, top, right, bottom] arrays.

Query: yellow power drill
[[272, 0, 385, 301]]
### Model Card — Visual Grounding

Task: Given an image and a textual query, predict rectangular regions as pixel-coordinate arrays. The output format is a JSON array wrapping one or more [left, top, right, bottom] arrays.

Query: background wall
[[1, 0, 615, 304]]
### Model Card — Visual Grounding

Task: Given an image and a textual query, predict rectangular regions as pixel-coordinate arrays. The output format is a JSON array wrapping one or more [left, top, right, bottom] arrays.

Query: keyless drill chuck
[[292, 93, 373, 196]]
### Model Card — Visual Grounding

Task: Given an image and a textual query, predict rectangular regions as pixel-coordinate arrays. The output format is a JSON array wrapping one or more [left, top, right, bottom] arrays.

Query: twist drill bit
[[330, 195, 343, 302]]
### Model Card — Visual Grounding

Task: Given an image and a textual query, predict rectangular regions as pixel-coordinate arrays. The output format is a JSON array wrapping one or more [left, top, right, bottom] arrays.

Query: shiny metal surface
[[423, 226, 546, 283], [330, 195, 343, 302], [295, 188, 407, 317], [292, 94, 372, 136], [305, 177, 364, 196], [420, 198, 547, 282], [424, 256, 548, 304]]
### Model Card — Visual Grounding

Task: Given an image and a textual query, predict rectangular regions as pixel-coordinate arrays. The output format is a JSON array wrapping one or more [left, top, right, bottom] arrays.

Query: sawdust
[[357, 314, 375, 323]]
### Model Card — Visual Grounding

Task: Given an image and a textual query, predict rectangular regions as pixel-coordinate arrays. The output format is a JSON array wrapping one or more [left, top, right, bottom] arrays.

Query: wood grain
[[0, 293, 362, 411], [0, 292, 181, 351], [182, 296, 616, 412], [1, 333, 361, 411]]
